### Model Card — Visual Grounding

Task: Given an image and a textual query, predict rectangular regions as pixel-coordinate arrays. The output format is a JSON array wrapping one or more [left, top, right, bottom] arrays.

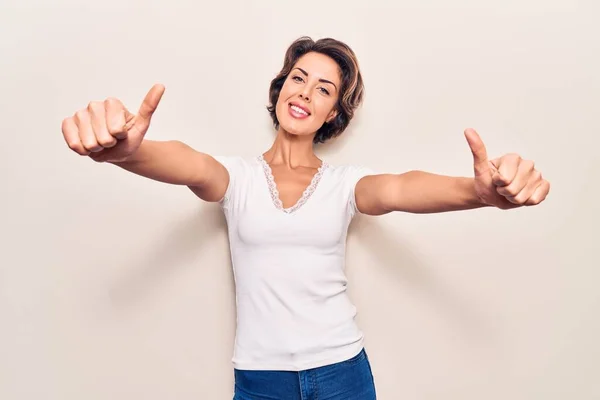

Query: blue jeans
[[233, 348, 377, 399]]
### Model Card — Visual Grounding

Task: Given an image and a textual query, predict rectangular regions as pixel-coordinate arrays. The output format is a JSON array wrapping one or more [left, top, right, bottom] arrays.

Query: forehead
[[293, 52, 341, 84]]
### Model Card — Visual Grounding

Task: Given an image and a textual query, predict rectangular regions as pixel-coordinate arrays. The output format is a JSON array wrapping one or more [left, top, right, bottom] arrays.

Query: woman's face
[[275, 52, 341, 139]]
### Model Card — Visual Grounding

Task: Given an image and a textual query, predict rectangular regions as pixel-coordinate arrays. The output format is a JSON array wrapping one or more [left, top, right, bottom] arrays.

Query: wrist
[[465, 177, 489, 208]]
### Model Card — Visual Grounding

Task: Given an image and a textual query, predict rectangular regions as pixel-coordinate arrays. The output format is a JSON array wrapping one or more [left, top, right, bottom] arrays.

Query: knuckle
[[70, 144, 89, 156], [513, 193, 527, 204], [504, 186, 519, 197], [528, 195, 541, 205], [108, 126, 126, 136], [107, 114, 126, 132], [107, 117, 126, 133], [97, 137, 117, 148], [66, 140, 80, 151], [525, 159, 535, 170], [61, 118, 74, 135], [74, 109, 87, 122], [82, 140, 100, 151], [87, 101, 102, 112], [105, 97, 122, 107]]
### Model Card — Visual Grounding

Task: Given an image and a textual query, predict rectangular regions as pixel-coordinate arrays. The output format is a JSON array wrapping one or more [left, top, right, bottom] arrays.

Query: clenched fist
[[61, 84, 165, 162]]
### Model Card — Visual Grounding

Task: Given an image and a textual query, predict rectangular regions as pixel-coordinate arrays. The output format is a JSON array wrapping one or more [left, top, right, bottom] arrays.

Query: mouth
[[288, 102, 311, 117]]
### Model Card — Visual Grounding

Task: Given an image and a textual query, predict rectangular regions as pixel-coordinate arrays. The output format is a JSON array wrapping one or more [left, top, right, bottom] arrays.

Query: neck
[[262, 127, 321, 169]]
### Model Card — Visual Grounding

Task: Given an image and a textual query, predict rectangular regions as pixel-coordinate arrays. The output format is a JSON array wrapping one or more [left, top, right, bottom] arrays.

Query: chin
[[279, 121, 311, 137], [276, 111, 320, 138]]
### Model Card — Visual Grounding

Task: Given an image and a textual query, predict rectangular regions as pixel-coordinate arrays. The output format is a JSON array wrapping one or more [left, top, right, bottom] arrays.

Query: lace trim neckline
[[257, 154, 329, 214]]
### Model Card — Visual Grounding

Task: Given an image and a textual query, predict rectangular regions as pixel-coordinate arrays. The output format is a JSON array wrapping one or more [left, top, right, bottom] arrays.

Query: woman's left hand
[[464, 128, 551, 210]]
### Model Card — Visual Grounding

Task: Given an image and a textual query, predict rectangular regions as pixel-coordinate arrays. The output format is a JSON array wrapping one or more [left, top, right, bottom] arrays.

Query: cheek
[[275, 85, 292, 109], [314, 98, 336, 119], [278, 81, 294, 100]]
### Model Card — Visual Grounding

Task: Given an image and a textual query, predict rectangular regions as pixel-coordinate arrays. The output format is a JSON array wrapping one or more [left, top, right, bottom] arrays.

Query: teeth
[[291, 105, 308, 115]]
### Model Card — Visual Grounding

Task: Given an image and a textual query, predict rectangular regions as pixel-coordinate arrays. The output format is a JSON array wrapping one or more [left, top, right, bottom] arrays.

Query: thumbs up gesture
[[464, 128, 550, 210], [62, 84, 165, 163]]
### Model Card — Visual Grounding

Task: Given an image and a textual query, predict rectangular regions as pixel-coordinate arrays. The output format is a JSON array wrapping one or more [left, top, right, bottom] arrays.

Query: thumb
[[464, 128, 491, 178], [137, 83, 165, 121]]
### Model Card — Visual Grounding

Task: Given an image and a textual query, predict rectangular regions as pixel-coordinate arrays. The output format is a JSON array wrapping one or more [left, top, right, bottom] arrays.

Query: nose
[[299, 88, 310, 102]]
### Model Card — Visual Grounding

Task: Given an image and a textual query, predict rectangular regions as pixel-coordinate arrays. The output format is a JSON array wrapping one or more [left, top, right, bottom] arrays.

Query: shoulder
[[212, 155, 257, 175], [211, 155, 259, 207], [325, 163, 376, 216], [212, 154, 254, 166], [327, 163, 375, 184]]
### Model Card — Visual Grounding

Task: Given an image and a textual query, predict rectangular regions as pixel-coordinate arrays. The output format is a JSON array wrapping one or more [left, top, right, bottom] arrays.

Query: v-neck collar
[[257, 154, 329, 214]]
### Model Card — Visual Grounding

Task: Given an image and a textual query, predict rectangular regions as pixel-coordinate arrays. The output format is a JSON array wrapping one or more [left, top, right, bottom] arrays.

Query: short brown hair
[[266, 36, 365, 144]]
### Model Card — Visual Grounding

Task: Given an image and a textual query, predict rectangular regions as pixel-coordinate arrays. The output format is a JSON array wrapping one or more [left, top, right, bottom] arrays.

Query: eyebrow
[[294, 67, 338, 91]]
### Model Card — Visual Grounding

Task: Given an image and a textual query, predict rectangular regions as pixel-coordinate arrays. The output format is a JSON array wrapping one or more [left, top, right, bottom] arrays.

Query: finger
[[105, 97, 129, 139], [74, 109, 101, 152], [137, 83, 165, 121], [496, 159, 535, 199], [62, 117, 90, 156], [501, 168, 539, 205], [464, 128, 491, 177], [490, 157, 500, 171], [493, 154, 521, 187], [525, 178, 550, 206], [88, 101, 117, 148]]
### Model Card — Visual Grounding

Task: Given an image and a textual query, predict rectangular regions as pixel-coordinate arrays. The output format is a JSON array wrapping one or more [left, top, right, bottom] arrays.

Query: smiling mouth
[[289, 103, 311, 116]]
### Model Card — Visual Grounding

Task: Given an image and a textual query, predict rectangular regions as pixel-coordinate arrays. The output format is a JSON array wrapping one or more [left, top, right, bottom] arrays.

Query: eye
[[292, 75, 304, 83], [319, 87, 330, 95]]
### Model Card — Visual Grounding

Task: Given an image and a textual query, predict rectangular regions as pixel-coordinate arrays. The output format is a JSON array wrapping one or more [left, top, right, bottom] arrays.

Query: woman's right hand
[[61, 84, 165, 163]]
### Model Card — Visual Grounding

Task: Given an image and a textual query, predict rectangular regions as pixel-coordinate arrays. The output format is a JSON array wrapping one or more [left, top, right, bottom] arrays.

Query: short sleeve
[[346, 165, 376, 217], [212, 155, 245, 210]]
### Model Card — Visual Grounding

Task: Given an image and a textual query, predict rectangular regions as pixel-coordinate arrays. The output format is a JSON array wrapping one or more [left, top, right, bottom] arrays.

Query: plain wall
[[1, 0, 599, 398]]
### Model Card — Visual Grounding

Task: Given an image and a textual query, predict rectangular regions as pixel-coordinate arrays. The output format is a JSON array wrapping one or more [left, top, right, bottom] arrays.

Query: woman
[[61, 36, 550, 399]]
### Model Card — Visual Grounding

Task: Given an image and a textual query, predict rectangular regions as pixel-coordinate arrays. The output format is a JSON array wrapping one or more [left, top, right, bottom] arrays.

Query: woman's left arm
[[355, 129, 551, 216]]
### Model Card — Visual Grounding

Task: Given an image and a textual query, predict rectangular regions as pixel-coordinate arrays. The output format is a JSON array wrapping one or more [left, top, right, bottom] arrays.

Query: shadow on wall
[[348, 214, 497, 345], [106, 204, 232, 309]]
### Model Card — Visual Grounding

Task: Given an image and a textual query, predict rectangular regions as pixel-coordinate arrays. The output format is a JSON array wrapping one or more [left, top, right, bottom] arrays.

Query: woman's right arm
[[61, 84, 228, 202], [111, 140, 229, 202]]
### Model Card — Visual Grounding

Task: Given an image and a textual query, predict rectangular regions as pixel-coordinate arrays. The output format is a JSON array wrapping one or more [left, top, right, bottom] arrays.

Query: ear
[[326, 109, 338, 123]]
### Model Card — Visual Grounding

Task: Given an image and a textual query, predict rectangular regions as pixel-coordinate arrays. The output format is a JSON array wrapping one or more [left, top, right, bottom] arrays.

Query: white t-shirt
[[213, 154, 374, 371]]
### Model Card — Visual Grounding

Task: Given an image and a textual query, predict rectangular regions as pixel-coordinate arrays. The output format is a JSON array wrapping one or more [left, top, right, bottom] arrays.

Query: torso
[[213, 154, 371, 371]]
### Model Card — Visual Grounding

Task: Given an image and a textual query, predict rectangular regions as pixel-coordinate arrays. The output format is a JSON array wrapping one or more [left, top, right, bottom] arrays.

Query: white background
[[1, 0, 598, 398]]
